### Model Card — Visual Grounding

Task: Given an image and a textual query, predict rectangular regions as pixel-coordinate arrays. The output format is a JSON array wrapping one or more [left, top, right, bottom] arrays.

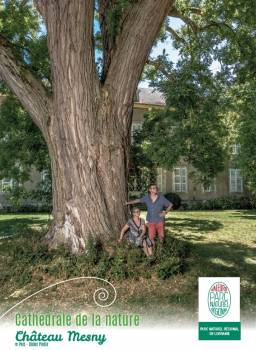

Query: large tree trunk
[[45, 87, 131, 253]]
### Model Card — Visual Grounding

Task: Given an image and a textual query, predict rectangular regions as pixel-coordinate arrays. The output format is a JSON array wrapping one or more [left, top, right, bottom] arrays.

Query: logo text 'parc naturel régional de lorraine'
[[208, 282, 231, 318]]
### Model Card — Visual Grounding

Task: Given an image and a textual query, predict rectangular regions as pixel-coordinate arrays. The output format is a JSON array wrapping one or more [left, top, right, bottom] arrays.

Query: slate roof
[[137, 87, 165, 105]]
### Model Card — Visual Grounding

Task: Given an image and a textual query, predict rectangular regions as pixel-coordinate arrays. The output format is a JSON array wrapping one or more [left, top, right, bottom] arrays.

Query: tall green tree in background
[[140, 57, 228, 186], [0, 95, 49, 182], [0, 0, 256, 253], [138, 0, 256, 187], [230, 81, 256, 195]]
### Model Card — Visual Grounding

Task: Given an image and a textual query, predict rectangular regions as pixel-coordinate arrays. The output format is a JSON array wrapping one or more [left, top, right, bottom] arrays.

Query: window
[[131, 122, 142, 143], [202, 179, 216, 193], [229, 169, 243, 193], [157, 168, 167, 193], [173, 167, 187, 192], [230, 144, 241, 155]]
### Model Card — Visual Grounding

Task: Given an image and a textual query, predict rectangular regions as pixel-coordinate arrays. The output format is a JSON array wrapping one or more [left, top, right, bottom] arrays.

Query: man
[[126, 184, 173, 243]]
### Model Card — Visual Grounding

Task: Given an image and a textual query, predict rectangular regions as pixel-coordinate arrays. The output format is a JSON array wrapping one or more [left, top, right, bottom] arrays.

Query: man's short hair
[[148, 183, 158, 190]]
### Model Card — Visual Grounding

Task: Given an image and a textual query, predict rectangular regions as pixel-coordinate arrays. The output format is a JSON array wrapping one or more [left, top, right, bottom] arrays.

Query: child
[[118, 207, 153, 257]]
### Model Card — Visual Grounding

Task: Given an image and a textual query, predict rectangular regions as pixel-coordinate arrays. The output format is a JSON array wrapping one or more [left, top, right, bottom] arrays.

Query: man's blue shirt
[[139, 193, 171, 223]]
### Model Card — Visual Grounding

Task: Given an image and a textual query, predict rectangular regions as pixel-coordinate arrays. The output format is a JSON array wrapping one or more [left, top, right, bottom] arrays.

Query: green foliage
[[142, 58, 228, 185], [0, 229, 190, 294], [172, 0, 256, 83], [0, 94, 51, 211], [157, 257, 182, 280], [28, 172, 52, 210], [0, 0, 39, 49], [0, 1, 50, 192], [110, 246, 128, 279], [0, 170, 52, 213], [0, 0, 50, 89], [1, 230, 49, 287], [229, 82, 256, 196], [0, 94, 49, 182], [1, 0, 256, 197], [154, 236, 189, 279], [141, 0, 256, 192], [164, 192, 182, 210], [105, 0, 136, 42], [129, 129, 157, 194], [85, 237, 104, 265], [184, 196, 254, 210], [2, 185, 28, 210]]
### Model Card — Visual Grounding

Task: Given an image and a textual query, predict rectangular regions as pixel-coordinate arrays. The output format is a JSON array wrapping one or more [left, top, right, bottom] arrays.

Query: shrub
[[185, 196, 254, 211], [85, 237, 104, 265], [110, 246, 128, 280], [153, 236, 189, 279], [0, 204, 52, 214], [157, 257, 182, 280], [0, 178, 52, 213], [0, 228, 190, 296], [164, 192, 182, 210]]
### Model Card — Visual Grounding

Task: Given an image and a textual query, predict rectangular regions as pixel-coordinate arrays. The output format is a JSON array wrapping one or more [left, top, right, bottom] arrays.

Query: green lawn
[[0, 210, 255, 324], [0, 213, 50, 237], [126, 210, 256, 322], [170, 210, 256, 321]]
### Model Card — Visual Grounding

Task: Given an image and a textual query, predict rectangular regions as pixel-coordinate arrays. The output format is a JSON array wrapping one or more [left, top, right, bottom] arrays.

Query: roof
[[136, 87, 165, 106], [0, 88, 166, 109]]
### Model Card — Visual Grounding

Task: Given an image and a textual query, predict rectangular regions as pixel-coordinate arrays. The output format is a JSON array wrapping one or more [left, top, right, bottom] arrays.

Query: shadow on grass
[[164, 237, 256, 316], [0, 217, 47, 237], [165, 217, 223, 234], [231, 210, 256, 220], [123, 233, 256, 319]]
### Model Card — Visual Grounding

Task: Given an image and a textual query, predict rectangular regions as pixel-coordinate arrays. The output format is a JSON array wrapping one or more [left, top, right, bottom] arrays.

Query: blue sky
[[139, 17, 221, 87], [139, 17, 183, 87], [139, 17, 183, 88], [40, 15, 220, 85], [150, 17, 183, 61]]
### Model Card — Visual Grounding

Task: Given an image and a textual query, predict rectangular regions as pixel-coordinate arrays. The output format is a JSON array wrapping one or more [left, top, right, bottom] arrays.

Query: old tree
[[0, 0, 255, 252], [0, 0, 174, 252]]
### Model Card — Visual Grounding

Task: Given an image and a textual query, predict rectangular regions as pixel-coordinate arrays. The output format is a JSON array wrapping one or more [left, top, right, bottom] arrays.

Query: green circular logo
[[208, 282, 231, 318]]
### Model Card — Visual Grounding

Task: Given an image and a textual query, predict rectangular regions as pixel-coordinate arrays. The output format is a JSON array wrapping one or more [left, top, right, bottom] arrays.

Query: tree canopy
[[1, 0, 256, 192]]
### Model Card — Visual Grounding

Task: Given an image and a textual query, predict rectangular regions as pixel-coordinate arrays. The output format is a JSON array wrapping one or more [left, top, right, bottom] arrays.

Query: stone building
[[131, 88, 246, 201], [0, 89, 246, 207]]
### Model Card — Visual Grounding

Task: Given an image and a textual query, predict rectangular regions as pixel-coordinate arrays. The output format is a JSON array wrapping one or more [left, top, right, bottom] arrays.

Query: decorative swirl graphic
[[93, 287, 112, 307], [0, 276, 117, 321]]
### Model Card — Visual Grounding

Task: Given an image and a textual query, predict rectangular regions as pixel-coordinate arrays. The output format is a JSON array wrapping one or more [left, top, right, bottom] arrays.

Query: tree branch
[[187, 7, 202, 16], [36, 0, 100, 100], [169, 7, 199, 33], [99, 0, 116, 81], [0, 35, 52, 134], [106, 0, 173, 116], [166, 25, 186, 43], [33, 0, 47, 18], [168, 6, 237, 37], [146, 57, 174, 79]]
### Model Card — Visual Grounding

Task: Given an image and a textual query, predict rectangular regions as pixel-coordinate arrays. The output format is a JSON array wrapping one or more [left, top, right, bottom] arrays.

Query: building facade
[[0, 89, 247, 207], [131, 88, 247, 201]]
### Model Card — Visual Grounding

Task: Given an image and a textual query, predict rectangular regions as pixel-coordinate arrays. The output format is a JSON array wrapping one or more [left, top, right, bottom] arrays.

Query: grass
[[0, 210, 256, 325], [0, 213, 50, 237], [166, 210, 256, 322]]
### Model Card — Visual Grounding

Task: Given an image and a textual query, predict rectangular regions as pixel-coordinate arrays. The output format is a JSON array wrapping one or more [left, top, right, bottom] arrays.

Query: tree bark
[[1, 0, 172, 253], [45, 99, 130, 253], [0, 35, 52, 134]]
